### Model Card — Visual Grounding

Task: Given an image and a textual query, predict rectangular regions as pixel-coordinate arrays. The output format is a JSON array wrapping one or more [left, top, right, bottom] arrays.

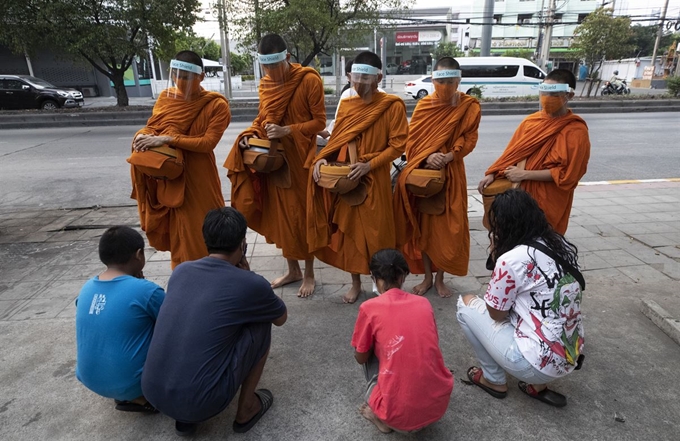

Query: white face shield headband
[[166, 59, 204, 100]]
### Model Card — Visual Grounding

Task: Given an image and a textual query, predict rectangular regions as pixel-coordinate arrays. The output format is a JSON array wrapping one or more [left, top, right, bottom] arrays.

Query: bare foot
[[271, 271, 303, 289], [411, 278, 433, 296], [298, 276, 315, 298], [434, 278, 453, 298], [359, 403, 393, 434], [343, 285, 363, 304]]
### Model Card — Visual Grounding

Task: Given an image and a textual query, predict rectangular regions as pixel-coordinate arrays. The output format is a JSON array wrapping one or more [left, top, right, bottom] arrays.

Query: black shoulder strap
[[525, 241, 586, 290]]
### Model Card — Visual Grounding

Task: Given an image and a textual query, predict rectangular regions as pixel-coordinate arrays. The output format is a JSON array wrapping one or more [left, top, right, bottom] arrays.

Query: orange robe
[[394, 92, 481, 275], [485, 110, 590, 235], [224, 64, 326, 260], [307, 93, 408, 274], [130, 89, 231, 268]]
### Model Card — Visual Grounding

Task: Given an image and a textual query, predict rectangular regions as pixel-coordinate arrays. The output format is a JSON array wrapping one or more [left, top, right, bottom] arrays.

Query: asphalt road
[[0, 112, 678, 209]]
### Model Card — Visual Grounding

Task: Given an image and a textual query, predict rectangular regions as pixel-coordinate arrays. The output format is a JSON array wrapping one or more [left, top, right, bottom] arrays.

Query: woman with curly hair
[[457, 189, 584, 407]]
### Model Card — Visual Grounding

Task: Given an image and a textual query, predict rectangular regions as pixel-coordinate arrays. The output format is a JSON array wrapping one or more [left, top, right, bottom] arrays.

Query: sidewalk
[[1, 182, 679, 440]]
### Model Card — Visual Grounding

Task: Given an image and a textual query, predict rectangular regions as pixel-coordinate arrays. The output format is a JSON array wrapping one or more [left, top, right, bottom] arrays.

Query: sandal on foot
[[233, 389, 274, 433], [175, 421, 198, 436], [466, 366, 507, 399], [114, 400, 158, 413], [518, 381, 567, 407]]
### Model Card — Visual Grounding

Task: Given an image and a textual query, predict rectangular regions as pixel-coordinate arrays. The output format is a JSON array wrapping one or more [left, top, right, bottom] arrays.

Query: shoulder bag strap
[[525, 240, 586, 290]]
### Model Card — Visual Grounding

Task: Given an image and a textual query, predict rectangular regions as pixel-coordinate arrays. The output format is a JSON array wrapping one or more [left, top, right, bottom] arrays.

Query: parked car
[[386, 63, 399, 75], [0, 75, 84, 110], [404, 57, 547, 100]]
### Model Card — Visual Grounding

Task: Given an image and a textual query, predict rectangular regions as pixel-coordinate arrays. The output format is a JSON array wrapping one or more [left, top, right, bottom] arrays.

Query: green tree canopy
[[0, 0, 201, 106], [156, 31, 222, 62], [628, 25, 679, 58], [230, 0, 410, 66], [433, 42, 463, 60]]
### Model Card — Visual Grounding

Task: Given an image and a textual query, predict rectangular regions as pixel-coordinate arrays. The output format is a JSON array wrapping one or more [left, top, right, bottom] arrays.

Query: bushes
[[324, 87, 335, 95], [667, 76, 680, 97]]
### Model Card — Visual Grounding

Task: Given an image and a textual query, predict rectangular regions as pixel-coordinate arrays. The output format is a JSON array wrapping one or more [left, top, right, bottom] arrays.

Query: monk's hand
[[134, 134, 170, 151], [265, 124, 291, 139], [478, 174, 495, 194], [318, 130, 331, 139], [348, 161, 371, 180], [504, 165, 525, 183], [239, 134, 257, 149], [426, 153, 447, 169], [313, 159, 328, 182]]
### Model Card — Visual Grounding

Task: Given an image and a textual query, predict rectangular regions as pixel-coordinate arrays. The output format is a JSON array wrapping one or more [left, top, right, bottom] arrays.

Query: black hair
[[354, 51, 382, 70], [203, 207, 247, 254], [369, 249, 410, 288], [545, 68, 576, 90], [489, 189, 578, 268], [98, 226, 145, 266], [175, 50, 203, 69], [435, 57, 460, 70], [258, 34, 287, 54], [345, 59, 354, 75]]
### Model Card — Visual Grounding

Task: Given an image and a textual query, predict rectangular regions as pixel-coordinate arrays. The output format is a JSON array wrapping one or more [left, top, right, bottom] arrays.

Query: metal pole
[[381, 37, 387, 88], [480, 0, 494, 56], [650, 0, 670, 78], [24, 51, 35, 77], [539, 0, 556, 72], [219, 0, 232, 99], [374, 28, 378, 53], [535, 0, 546, 65]]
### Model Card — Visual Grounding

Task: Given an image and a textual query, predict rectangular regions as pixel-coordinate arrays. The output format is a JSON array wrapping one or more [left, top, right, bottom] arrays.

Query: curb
[[640, 299, 680, 346]]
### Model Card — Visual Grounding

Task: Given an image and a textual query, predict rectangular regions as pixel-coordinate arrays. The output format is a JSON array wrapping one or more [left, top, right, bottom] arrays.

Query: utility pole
[[539, 0, 556, 72], [650, 0, 671, 78], [480, 0, 494, 56], [535, 0, 546, 65], [218, 0, 232, 99]]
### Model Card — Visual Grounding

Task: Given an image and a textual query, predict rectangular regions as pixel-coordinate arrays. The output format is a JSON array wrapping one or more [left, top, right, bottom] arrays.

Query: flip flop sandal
[[114, 400, 158, 413], [518, 381, 567, 408], [233, 389, 274, 433], [466, 366, 507, 399]]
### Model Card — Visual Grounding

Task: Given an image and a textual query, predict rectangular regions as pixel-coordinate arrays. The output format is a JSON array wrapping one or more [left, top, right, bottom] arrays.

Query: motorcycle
[[601, 79, 630, 95]]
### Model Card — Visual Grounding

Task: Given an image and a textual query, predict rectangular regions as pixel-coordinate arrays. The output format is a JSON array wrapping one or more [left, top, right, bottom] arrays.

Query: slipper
[[466, 366, 507, 399], [518, 381, 567, 408], [232, 389, 274, 433], [175, 421, 198, 437], [114, 400, 158, 413]]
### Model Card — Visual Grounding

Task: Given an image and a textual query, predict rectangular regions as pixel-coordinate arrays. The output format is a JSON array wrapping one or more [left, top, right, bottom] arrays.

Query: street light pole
[[219, 0, 232, 100], [650, 0, 671, 78], [480, 0, 494, 56], [539, 0, 556, 72]]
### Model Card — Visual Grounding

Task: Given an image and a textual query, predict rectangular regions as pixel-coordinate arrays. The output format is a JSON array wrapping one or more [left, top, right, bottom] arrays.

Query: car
[[0, 75, 84, 110], [386, 63, 399, 75], [404, 76, 432, 99]]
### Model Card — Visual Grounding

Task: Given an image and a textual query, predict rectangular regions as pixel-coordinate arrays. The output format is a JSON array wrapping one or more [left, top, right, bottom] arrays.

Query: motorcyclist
[[610, 70, 624, 92]]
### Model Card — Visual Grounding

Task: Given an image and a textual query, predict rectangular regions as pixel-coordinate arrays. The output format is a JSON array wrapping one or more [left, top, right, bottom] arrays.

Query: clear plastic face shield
[[432, 69, 462, 106], [350, 63, 381, 101], [538, 82, 573, 115], [165, 59, 204, 101], [258, 50, 290, 88]]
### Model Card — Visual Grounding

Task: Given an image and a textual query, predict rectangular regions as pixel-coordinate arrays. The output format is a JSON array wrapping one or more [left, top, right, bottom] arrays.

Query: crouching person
[[75, 226, 165, 412], [351, 249, 453, 433], [142, 207, 287, 436], [457, 189, 584, 407]]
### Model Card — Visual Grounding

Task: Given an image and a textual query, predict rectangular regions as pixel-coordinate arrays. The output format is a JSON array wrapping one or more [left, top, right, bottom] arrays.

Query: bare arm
[[354, 349, 372, 365], [486, 304, 509, 322], [272, 310, 288, 327]]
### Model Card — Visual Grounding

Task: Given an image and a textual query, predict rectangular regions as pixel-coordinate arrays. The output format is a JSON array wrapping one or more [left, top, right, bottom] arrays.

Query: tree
[[230, 52, 254, 75], [230, 0, 408, 66], [156, 31, 222, 62], [628, 25, 679, 58], [0, 0, 201, 106], [433, 41, 463, 59], [571, 7, 635, 96]]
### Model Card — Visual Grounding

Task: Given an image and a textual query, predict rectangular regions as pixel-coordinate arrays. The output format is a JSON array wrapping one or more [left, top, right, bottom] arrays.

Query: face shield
[[165, 59, 204, 101], [432, 69, 462, 106], [258, 50, 290, 89], [538, 82, 572, 114], [350, 63, 381, 101]]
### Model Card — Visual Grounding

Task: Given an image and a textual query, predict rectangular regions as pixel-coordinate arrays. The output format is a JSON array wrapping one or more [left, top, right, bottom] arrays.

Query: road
[[0, 112, 678, 209]]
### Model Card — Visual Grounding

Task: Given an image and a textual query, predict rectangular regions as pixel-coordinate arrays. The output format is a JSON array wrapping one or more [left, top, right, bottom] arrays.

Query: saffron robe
[[224, 64, 326, 260], [394, 92, 481, 275], [307, 92, 408, 274], [485, 110, 590, 235], [130, 89, 231, 268]]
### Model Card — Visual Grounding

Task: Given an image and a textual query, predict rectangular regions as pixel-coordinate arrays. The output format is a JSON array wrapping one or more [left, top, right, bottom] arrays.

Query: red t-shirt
[[351, 288, 453, 431]]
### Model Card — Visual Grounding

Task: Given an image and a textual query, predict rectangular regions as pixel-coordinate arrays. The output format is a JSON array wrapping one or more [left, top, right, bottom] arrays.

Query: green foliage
[[467, 86, 484, 99], [667, 76, 680, 97], [230, 53, 253, 75], [572, 7, 635, 95], [324, 87, 335, 95], [0, 0, 201, 106], [504, 49, 534, 60], [242, 75, 256, 81], [229, 0, 409, 66], [433, 41, 462, 60], [628, 25, 680, 57], [156, 31, 221, 62]]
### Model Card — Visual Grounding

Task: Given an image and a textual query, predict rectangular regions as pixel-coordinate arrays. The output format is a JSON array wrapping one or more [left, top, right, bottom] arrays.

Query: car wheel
[[41, 100, 59, 110], [416, 89, 428, 99]]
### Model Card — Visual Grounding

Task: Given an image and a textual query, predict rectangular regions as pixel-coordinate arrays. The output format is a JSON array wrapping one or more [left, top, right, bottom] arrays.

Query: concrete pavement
[[1, 181, 680, 440]]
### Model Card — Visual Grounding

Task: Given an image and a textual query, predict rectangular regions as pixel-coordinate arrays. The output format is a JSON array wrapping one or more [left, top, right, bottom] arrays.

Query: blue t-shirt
[[142, 257, 286, 420], [75, 275, 165, 401]]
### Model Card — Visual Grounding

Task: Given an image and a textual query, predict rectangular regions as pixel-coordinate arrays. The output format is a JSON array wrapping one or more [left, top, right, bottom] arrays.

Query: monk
[[478, 69, 590, 235], [130, 51, 231, 269], [309, 51, 408, 304], [394, 57, 481, 298], [224, 34, 326, 297]]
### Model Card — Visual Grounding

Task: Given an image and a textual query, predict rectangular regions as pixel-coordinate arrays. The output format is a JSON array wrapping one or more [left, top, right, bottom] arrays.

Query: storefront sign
[[395, 30, 443, 46], [642, 66, 654, 80], [491, 39, 532, 48], [396, 32, 419, 43]]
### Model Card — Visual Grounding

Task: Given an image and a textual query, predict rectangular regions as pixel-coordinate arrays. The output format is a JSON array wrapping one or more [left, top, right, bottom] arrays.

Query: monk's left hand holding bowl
[[504, 165, 525, 183], [425, 152, 448, 169], [348, 161, 371, 180], [265, 123, 291, 139], [313, 159, 328, 182], [133, 134, 171, 152]]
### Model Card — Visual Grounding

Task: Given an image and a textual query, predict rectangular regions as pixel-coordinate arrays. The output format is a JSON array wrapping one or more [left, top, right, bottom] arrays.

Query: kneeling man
[[142, 207, 287, 436]]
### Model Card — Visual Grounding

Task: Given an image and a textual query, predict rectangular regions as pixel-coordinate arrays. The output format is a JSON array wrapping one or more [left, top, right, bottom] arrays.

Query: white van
[[404, 57, 546, 99]]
